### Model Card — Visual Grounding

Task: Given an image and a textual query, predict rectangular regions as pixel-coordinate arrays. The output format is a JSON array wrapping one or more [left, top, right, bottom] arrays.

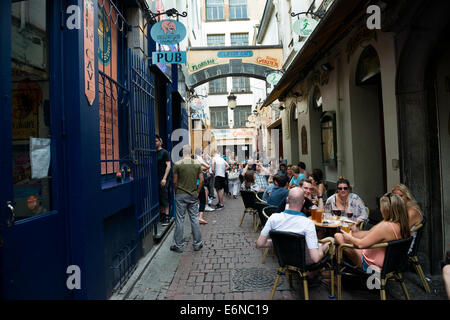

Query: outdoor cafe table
[[309, 216, 356, 237]]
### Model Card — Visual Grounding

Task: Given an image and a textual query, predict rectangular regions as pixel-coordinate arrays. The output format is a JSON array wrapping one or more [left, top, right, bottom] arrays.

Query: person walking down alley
[[170, 145, 204, 253], [212, 151, 229, 210], [156, 134, 171, 226]]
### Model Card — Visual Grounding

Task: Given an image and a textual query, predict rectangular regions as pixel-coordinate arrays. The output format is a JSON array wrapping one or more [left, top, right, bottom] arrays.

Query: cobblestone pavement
[[125, 195, 447, 301]]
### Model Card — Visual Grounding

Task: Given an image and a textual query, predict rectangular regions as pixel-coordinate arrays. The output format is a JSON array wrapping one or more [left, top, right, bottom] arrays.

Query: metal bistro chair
[[269, 231, 335, 300], [239, 190, 261, 232], [260, 206, 279, 264], [337, 237, 413, 300], [409, 216, 431, 293], [256, 191, 266, 203]]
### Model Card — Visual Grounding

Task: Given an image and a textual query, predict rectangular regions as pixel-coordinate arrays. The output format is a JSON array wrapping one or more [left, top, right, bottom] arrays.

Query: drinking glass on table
[[346, 208, 354, 222], [332, 209, 341, 220], [341, 222, 350, 233]]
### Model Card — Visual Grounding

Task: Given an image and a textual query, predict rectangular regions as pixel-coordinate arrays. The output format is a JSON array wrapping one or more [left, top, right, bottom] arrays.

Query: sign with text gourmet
[[293, 16, 318, 37], [84, 0, 95, 106], [151, 19, 187, 45], [256, 56, 280, 68]]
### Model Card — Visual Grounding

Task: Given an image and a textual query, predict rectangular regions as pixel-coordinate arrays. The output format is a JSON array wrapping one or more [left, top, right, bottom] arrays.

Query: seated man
[[266, 174, 289, 207], [256, 188, 329, 264]]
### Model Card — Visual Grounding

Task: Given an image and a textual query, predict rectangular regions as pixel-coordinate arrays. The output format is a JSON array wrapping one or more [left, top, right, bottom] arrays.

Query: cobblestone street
[[122, 195, 447, 301]]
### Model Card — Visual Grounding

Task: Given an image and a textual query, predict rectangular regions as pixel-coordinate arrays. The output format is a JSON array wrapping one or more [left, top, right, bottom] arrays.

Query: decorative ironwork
[[145, 7, 187, 25]]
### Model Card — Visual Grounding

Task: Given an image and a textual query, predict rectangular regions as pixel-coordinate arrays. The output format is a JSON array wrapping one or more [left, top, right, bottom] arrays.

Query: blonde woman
[[334, 193, 410, 272], [391, 184, 424, 254], [391, 184, 423, 229]]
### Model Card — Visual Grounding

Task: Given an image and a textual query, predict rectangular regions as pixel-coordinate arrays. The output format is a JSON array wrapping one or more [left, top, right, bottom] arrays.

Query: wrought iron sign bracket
[[291, 10, 325, 19], [145, 8, 187, 25]]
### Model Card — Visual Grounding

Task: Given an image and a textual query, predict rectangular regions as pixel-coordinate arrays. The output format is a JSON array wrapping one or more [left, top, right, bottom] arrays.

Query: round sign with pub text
[[293, 17, 318, 37], [151, 19, 187, 45]]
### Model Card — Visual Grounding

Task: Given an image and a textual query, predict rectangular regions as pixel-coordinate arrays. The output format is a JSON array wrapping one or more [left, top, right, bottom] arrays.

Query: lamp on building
[[321, 63, 334, 72], [227, 92, 237, 110]]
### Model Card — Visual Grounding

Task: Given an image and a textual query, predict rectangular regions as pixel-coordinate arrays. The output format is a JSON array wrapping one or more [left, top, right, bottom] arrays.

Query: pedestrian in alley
[[212, 151, 229, 210], [170, 145, 204, 253], [156, 134, 171, 226]]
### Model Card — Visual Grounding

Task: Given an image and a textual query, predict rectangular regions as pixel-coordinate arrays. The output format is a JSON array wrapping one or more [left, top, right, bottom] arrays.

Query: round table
[[309, 216, 342, 228]]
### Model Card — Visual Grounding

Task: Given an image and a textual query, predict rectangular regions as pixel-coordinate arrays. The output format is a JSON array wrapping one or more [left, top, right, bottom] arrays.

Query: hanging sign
[[293, 16, 318, 37], [151, 19, 187, 45], [266, 71, 283, 85], [84, 0, 95, 106], [152, 51, 186, 64]]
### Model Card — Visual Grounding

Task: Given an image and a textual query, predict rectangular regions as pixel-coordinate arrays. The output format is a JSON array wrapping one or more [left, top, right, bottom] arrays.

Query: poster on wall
[[12, 80, 42, 140], [98, 0, 119, 175]]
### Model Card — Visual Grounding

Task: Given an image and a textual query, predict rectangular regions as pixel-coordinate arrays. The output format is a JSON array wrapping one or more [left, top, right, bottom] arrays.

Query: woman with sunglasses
[[334, 193, 410, 273], [324, 177, 368, 225]]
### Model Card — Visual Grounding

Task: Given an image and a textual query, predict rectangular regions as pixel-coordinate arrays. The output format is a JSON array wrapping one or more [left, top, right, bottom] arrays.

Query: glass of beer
[[316, 209, 323, 223], [341, 222, 350, 233], [311, 208, 317, 221]]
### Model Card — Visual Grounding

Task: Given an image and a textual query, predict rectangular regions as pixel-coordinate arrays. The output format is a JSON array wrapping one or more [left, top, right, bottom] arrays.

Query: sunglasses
[[337, 187, 349, 191]]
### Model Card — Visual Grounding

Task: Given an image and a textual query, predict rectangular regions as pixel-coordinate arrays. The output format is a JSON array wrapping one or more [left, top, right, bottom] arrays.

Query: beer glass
[[341, 222, 350, 233]]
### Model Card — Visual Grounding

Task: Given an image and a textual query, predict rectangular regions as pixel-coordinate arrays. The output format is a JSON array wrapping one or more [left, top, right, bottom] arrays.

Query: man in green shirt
[[170, 145, 204, 253]]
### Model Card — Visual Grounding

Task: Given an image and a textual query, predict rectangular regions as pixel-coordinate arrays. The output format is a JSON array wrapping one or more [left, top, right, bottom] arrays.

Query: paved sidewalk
[[124, 195, 447, 300]]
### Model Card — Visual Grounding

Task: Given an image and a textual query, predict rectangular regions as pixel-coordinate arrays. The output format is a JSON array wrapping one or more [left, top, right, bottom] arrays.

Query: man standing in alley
[[156, 134, 171, 226], [211, 151, 229, 210], [170, 144, 204, 253]]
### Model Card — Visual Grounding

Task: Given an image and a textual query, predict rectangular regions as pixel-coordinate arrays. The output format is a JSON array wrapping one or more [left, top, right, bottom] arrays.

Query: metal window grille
[[206, 0, 224, 20], [209, 78, 227, 94], [207, 34, 225, 46], [98, 0, 130, 175], [229, 0, 247, 19], [128, 49, 159, 243], [232, 77, 250, 92], [230, 33, 248, 46]]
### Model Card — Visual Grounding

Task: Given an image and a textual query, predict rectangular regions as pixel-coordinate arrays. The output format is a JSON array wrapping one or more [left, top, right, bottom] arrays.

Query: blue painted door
[[0, 0, 68, 299]]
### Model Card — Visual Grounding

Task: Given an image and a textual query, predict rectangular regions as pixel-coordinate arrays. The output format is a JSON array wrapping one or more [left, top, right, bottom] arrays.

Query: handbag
[[228, 171, 239, 180]]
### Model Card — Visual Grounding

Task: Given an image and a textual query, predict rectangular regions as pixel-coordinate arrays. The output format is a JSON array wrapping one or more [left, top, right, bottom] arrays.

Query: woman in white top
[[324, 177, 368, 224]]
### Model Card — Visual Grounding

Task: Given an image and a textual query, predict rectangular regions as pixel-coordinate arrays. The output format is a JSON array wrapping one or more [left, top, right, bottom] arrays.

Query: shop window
[[206, 0, 224, 21], [233, 106, 252, 128], [232, 77, 250, 92], [230, 33, 249, 46], [210, 107, 228, 128], [209, 78, 227, 94], [229, 0, 247, 20], [320, 112, 337, 167], [207, 34, 225, 46], [356, 45, 380, 85], [11, 0, 52, 220]]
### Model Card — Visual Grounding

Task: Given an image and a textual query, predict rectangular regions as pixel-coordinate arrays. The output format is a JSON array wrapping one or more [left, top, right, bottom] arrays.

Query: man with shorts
[[212, 151, 229, 210], [156, 134, 171, 226]]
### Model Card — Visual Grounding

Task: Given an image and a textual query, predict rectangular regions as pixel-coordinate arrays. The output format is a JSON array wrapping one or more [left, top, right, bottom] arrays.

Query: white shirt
[[261, 211, 319, 264], [213, 155, 226, 177]]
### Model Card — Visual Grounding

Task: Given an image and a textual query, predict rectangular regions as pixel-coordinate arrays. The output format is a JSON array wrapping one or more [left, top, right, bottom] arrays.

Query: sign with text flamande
[[150, 19, 187, 45], [84, 0, 95, 105]]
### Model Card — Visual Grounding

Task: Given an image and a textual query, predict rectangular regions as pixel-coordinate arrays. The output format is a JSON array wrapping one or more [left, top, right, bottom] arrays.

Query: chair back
[[269, 230, 307, 272], [408, 215, 426, 257], [381, 237, 413, 277], [240, 190, 257, 209], [263, 206, 279, 220]]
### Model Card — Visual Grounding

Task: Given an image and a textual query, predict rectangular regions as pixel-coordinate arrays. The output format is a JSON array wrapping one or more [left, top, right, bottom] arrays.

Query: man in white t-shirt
[[256, 188, 329, 264], [211, 152, 229, 210]]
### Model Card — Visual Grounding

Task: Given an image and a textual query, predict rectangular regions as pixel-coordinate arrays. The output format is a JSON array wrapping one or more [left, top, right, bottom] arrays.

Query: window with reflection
[[11, 0, 52, 220], [320, 112, 337, 167]]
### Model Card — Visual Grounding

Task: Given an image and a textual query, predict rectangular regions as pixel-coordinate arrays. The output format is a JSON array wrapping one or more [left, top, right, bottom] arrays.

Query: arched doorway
[[350, 45, 386, 208], [289, 102, 299, 164], [309, 86, 324, 174]]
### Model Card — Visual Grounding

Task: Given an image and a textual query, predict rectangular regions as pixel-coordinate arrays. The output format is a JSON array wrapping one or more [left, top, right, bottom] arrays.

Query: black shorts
[[214, 176, 226, 190], [159, 183, 169, 207]]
